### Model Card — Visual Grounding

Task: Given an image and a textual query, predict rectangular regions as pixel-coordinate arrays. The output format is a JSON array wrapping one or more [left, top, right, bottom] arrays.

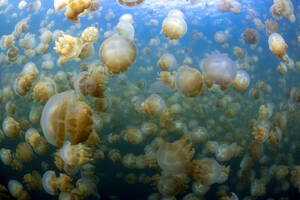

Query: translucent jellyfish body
[[54, 34, 82, 66], [156, 137, 194, 175], [270, 0, 295, 23], [141, 94, 165, 117], [42, 170, 72, 195], [16, 142, 33, 163], [202, 53, 237, 90], [40, 90, 93, 147], [116, 21, 135, 41], [119, 13, 134, 25], [157, 53, 176, 71], [268, 33, 288, 59], [14, 62, 39, 96], [99, 35, 137, 75], [60, 141, 89, 166], [8, 180, 30, 200], [81, 26, 99, 43], [2, 116, 20, 138], [175, 67, 203, 97], [162, 10, 187, 40], [232, 70, 250, 92], [190, 127, 207, 144], [188, 158, 222, 185], [33, 78, 56, 103], [214, 31, 228, 45], [158, 175, 187, 197], [243, 29, 259, 45], [54, 0, 92, 23]]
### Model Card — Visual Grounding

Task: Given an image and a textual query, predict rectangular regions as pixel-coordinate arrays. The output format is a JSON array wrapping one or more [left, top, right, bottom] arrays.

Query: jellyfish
[[118, 0, 144, 6], [232, 70, 250, 92], [157, 53, 176, 71], [141, 94, 165, 117], [202, 53, 237, 90], [40, 90, 93, 147], [16, 142, 33, 163], [2, 116, 20, 138], [175, 67, 203, 97], [8, 180, 30, 200], [81, 26, 99, 43], [214, 31, 228, 45], [116, 21, 135, 40], [162, 10, 187, 40], [156, 137, 194, 175], [60, 141, 89, 166], [243, 29, 259, 45], [270, 0, 295, 23], [158, 175, 187, 197], [42, 170, 72, 195], [99, 35, 137, 75], [33, 78, 56, 103], [188, 158, 222, 185], [268, 33, 288, 59], [119, 13, 134, 25]]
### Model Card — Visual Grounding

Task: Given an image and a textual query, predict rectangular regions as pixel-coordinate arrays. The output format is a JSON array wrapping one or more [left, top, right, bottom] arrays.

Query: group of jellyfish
[[0, 0, 299, 199]]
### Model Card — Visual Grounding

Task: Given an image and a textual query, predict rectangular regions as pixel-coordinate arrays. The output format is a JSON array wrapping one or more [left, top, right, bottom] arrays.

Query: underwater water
[[0, 0, 300, 199]]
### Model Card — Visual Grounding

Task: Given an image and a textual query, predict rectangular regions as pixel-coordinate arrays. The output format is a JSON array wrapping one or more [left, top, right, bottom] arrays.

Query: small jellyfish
[[202, 53, 237, 90], [8, 180, 30, 200], [99, 35, 137, 75], [162, 10, 187, 40], [157, 137, 194, 175], [243, 29, 259, 45], [60, 141, 89, 166], [175, 67, 203, 97], [158, 175, 187, 197], [232, 70, 250, 92], [16, 142, 33, 163], [40, 90, 93, 147], [33, 77, 56, 103], [116, 21, 135, 40], [268, 33, 288, 59], [141, 94, 165, 117], [81, 26, 99, 43], [2, 116, 20, 138], [157, 53, 176, 71], [119, 13, 134, 25]]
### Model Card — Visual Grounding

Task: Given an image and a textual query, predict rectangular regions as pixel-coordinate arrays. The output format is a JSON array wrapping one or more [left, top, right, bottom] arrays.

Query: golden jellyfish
[[60, 141, 89, 166], [28, 105, 42, 124], [188, 158, 222, 185], [156, 137, 194, 175], [19, 33, 36, 50], [268, 33, 288, 59], [99, 35, 137, 75], [40, 90, 93, 147], [252, 121, 270, 143], [116, 21, 135, 41], [23, 170, 42, 191], [108, 149, 122, 164], [141, 94, 165, 117], [18, 0, 27, 10], [8, 180, 30, 200], [243, 29, 259, 45], [217, 0, 241, 14], [141, 122, 158, 136], [54, 0, 92, 23], [33, 77, 56, 103], [42, 170, 72, 195], [270, 0, 295, 23], [162, 10, 187, 40], [118, 0, 144, 6], [175, 67, 203, 97], [159, 71, 176, 89], [157, 53, 176, 71], [7, 45, 19, 62], [75, 69, 107, 98], [265, 19, 278, 35], [81, 26, 99, 43], [16, 142, 33, 163], [290, 166, 300, 192], [54, 34, 82, 66], [25, 128, 41, 148], [202, 53, 237, 90], [214, 31, 228, 45], [190, 127, 207, 144], [0, 34, 15, 50], [232, 70, 250, 92], [2, 116, 20, 138], [124, 127, 143, 144], [122, 153, 136, 169], [0, 148, 12, 165], [158, 175, 187, 197], [93, 97, 111, 112]]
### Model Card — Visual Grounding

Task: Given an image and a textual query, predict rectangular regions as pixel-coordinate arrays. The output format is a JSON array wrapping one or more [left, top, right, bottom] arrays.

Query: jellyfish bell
[[119, 13, 134, 25], [162, 15, 187, 40], [232, 70, 250, 92], [99, 35, 137, 75], [175, 67, 203, 97], [157, 53, 176, 71], [33, 77, 56, 103], [202, 53, 237, 90], [141, 94, 165, 117], [243, 29, 259, 45], [116, 20, 135, 41], [42, 170, 57, 195], [268, 33, 288, 59], [40, 90, 93, 147]]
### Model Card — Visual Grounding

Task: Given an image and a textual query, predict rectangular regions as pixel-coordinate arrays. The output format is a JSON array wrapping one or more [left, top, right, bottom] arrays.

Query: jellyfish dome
[[40, 90, 93, 147], [99, 35, 137, 75], [202, 53, 237, 90]]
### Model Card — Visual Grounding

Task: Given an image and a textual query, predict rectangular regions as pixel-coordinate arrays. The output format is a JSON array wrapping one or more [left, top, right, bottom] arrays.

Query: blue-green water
[[0, 0, 299, 199]]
